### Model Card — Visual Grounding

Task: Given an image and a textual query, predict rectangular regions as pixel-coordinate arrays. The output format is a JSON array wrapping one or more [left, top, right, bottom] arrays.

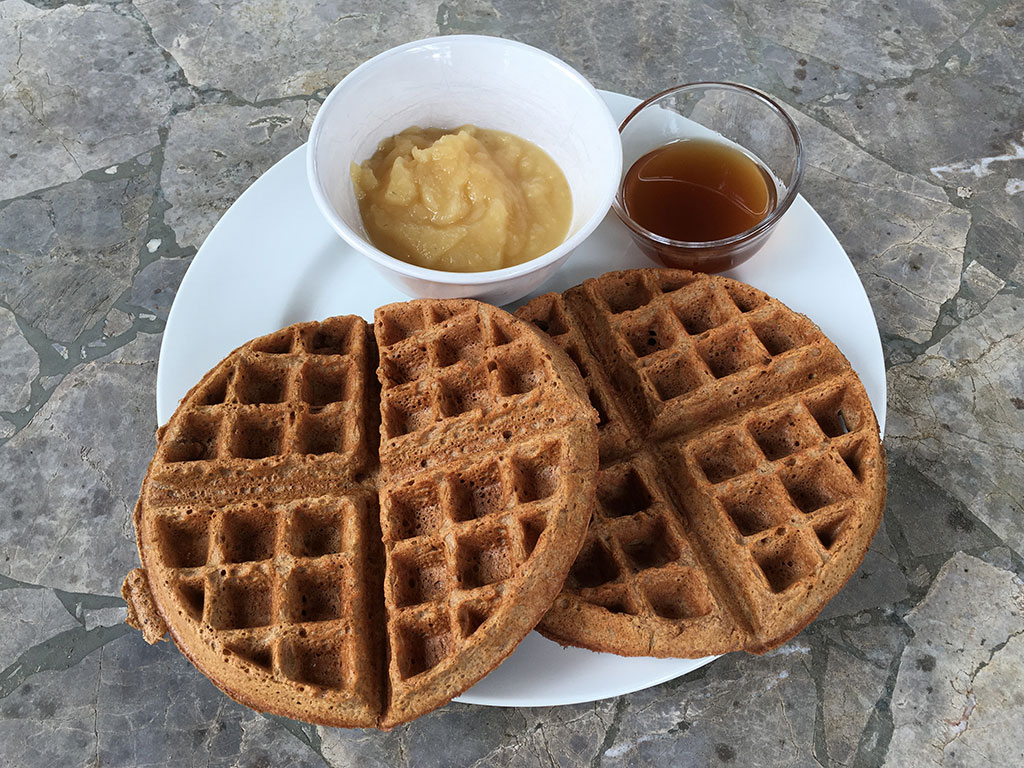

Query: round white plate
[[158, 90, 887, 708]]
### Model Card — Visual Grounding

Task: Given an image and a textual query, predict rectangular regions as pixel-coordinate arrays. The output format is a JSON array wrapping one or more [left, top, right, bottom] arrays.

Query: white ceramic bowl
[[307, 35, 622, 305]]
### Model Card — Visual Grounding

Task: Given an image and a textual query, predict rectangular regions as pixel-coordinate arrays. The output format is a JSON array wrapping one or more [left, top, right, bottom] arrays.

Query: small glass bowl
[[612, 82, 804, 273]]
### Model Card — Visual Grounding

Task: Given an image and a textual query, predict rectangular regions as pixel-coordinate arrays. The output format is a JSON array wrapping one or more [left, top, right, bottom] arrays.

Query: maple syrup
[[621, 138, 777, 243]]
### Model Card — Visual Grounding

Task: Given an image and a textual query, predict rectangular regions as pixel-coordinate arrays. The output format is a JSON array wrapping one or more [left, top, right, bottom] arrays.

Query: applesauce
[[350, 125, 572, 272]]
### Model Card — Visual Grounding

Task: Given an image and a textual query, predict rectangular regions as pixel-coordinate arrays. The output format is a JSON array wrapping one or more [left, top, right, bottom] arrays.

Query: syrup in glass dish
[[620, 137, 776, 244]]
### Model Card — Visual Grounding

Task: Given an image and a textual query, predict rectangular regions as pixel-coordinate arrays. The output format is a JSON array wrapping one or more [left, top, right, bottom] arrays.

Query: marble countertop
[[2, 1, 1022, 765]]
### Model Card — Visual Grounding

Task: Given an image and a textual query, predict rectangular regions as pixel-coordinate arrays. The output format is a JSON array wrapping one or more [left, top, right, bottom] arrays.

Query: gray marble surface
[[1, 1, 1022, 765]]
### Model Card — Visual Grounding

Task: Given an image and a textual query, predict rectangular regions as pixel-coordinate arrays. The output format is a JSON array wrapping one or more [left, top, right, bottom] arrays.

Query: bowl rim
[[610, 81, 805, 252], [306, 34, 622, 286]]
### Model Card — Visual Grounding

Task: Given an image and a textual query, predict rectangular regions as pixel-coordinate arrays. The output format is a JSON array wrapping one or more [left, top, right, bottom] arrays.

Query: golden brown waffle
[[123, 299, 598, 728], [516, 269, 886, 656]]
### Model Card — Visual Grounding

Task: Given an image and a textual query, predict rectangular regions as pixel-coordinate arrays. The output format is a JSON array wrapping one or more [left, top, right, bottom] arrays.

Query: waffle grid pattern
[[136, 315, 384, 723], [562, 453, 716, 623], [149, 493, 378, 701], [683, 387, 871, 550], [372, 300, 598, 714], [517, 269, 884, 655], [375, 302, 557, 445], [158, 316, 371, 466], [131, 300, 598, 728], [381, 439, 563, 682], [517, 293, 639, 463]]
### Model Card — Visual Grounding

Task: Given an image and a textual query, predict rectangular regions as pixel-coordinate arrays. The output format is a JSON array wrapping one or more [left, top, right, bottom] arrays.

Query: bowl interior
[[311, 37, 621, 258]]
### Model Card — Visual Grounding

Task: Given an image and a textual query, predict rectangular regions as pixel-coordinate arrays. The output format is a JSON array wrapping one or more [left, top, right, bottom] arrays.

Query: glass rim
[[611, 81, 806, 251]]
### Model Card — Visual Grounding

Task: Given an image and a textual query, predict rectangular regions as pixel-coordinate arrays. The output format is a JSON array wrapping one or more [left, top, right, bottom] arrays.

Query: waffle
[[516, 269, 886, 656], [122, 299, 598, 728]]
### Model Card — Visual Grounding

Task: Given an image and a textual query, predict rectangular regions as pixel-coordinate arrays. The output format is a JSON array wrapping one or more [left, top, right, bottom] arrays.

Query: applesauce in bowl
[[351, 125, 572, 273], [306, 35, 621, 305]]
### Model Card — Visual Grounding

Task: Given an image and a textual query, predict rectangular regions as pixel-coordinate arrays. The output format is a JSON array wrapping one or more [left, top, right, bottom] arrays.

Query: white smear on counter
[[930, 134, 1024, 180]]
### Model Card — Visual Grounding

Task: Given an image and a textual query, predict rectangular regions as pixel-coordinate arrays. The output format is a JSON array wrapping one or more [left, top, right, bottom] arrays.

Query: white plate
[[158, 90, 887, 708]]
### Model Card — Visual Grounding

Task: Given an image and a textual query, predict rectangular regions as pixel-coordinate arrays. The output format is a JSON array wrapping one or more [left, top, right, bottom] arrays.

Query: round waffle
[[122, 299, 598, 728], [515, 269, 886, 657]]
